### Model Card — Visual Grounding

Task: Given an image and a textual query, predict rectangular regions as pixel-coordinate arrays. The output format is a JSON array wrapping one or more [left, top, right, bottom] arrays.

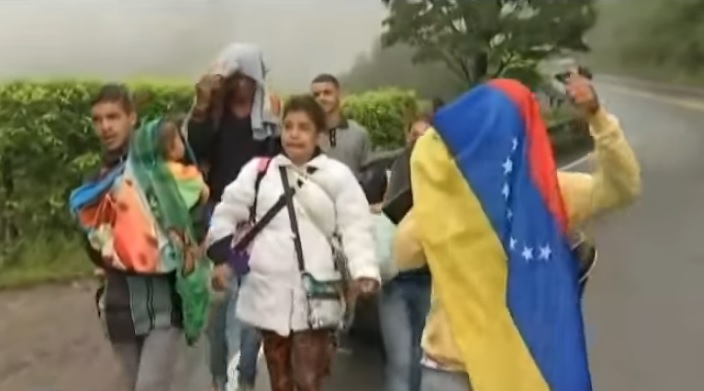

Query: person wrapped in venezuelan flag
[[393, 73, 641, 391]]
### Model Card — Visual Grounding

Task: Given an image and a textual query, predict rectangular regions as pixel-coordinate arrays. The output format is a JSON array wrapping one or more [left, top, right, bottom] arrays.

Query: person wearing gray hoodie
[[186, 42, 280, 391]]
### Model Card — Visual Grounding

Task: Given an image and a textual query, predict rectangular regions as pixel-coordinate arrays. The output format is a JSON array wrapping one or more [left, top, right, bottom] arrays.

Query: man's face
[[226, 72, 257, 103], [91, 101, 135, 151], [311, 81, 340, 115], [407, 120, 430, 144]]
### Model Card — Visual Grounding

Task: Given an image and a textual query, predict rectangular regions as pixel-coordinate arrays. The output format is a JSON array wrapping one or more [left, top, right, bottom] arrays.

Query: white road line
[[558, 77, 704, 171], [600, 84, 704, 112]]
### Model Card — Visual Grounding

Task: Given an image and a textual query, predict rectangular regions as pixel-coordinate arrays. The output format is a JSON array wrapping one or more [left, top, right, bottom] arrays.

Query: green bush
[[342, 88, 418, 148]]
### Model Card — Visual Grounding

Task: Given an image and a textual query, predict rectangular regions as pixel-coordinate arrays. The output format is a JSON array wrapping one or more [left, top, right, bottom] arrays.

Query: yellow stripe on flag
[[411, 129, 548, 391]]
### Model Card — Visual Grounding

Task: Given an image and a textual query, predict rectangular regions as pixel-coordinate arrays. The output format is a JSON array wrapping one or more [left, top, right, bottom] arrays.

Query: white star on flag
[[502, 183, 510, 199], [507, 209, 513, 220], [521, 246, 533, 261], [538, 245, 552, 260], [512, 137, 518, 152], [510, 237, 517, 250], [502, 157, 513, 174]]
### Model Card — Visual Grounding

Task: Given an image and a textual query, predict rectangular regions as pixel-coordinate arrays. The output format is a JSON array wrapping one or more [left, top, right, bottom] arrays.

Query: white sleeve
[[206, 158, 259, 246], [334, 166, 380, 282]]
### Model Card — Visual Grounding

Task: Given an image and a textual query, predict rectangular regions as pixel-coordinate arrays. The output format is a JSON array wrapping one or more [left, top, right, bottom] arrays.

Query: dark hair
[[158, 113, 186, 158], [432, 98, 444, 113], [311, 73, 340, 88], [91, 83, 134, 113], [283, 94, 327, 133]]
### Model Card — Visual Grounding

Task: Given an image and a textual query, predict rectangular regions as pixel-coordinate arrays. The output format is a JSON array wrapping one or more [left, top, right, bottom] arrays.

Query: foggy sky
[[0, 0, 386, 90]]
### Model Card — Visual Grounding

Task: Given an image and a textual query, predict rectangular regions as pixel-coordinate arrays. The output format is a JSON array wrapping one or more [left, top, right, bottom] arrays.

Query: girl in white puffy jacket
[[206, 94, 380, 391]]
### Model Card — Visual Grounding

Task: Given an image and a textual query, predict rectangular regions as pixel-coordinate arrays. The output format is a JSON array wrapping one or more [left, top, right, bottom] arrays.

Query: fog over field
[[0, 0, 386, 90]]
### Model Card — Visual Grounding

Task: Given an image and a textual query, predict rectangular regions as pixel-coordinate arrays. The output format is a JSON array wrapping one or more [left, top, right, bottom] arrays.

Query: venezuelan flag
[[411, 79, 591, 391]]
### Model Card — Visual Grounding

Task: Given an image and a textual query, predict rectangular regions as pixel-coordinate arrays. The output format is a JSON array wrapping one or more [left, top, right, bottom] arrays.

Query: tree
[[339, 39, 465, 100], [380, 0, 598, 87], [622, 1, 704, 74], [585, 0, 704, 83]]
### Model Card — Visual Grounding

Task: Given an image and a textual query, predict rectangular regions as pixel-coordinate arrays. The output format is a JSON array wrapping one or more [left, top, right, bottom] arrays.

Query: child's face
[[168, 133, 186, 161], [282, 109, 320, 163]]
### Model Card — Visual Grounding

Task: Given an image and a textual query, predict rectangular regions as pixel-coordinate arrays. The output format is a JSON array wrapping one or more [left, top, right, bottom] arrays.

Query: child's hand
[[211, 264, 232, 291], [168, 230, 184, 249], [182, 246, 200, 275]]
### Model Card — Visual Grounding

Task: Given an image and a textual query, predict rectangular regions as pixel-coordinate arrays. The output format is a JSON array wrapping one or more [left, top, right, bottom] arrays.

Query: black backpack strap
[[249, 157, 273, 222], [233, 194, 287, 251], [280, 166, 306, 272], [234, 163, 311, 252]]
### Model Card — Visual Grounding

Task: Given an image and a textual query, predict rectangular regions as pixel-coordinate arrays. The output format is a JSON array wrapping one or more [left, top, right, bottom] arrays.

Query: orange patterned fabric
[[166, 162, 202, 181], [76, 176, 161, 273], [111, 178, 160, 273]]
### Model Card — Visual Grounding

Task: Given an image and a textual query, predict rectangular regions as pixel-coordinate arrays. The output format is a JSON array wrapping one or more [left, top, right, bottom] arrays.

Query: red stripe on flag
[[489, 79, 568, 232]]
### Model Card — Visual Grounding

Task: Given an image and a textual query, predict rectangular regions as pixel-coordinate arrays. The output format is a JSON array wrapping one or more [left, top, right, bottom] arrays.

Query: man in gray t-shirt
[[311, 73, 371, 176]]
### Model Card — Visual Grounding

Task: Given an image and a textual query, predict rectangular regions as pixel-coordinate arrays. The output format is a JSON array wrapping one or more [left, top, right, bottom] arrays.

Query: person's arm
[[199, 177, 210, 203], [190, 177, 211, 243], [334, 166, 380, 282], [81, 236, 105, 268], [186, 74, 223, 162], [393, 209, 427, 271], [558, 108, 641, 227], [189, 203, 209, 244], [186, 113, 218, 164], [266, 90, 282, 119], [82, 236, 107, 281], [356, 126, 372, 174], [205, 158, 259, 264]]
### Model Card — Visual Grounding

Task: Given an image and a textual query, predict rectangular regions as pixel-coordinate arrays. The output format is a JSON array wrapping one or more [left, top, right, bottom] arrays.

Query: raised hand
[[565, 71, 600, 116], [192, 73, 224, 119]]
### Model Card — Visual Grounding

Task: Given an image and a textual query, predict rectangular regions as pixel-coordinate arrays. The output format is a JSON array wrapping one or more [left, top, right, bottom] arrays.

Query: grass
[[0, 236, 93, 290]]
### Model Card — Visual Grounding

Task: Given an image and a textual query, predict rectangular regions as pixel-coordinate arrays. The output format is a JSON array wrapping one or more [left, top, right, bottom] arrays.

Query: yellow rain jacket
[[394, 107, 641, 376]]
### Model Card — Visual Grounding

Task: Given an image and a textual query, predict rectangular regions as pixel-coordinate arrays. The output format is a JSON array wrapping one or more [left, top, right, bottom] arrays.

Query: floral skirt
[[260, 329, 336, 391]]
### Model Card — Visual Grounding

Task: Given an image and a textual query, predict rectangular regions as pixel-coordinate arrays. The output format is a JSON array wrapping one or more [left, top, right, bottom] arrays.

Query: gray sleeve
[[356, 126, 372, 171]]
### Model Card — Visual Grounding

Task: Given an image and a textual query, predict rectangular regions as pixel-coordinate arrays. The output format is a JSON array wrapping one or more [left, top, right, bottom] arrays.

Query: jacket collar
[[273, 147, 327, 170], [101, 145, 128, 168], [337, 117, 350, 130], [328, 116, 349, 132]]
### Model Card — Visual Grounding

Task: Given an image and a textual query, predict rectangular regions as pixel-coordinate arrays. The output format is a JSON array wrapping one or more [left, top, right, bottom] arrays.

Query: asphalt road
[[250, 80, 704, 390], [1, 80, 703, 391], [583, 81, 704, 390]]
